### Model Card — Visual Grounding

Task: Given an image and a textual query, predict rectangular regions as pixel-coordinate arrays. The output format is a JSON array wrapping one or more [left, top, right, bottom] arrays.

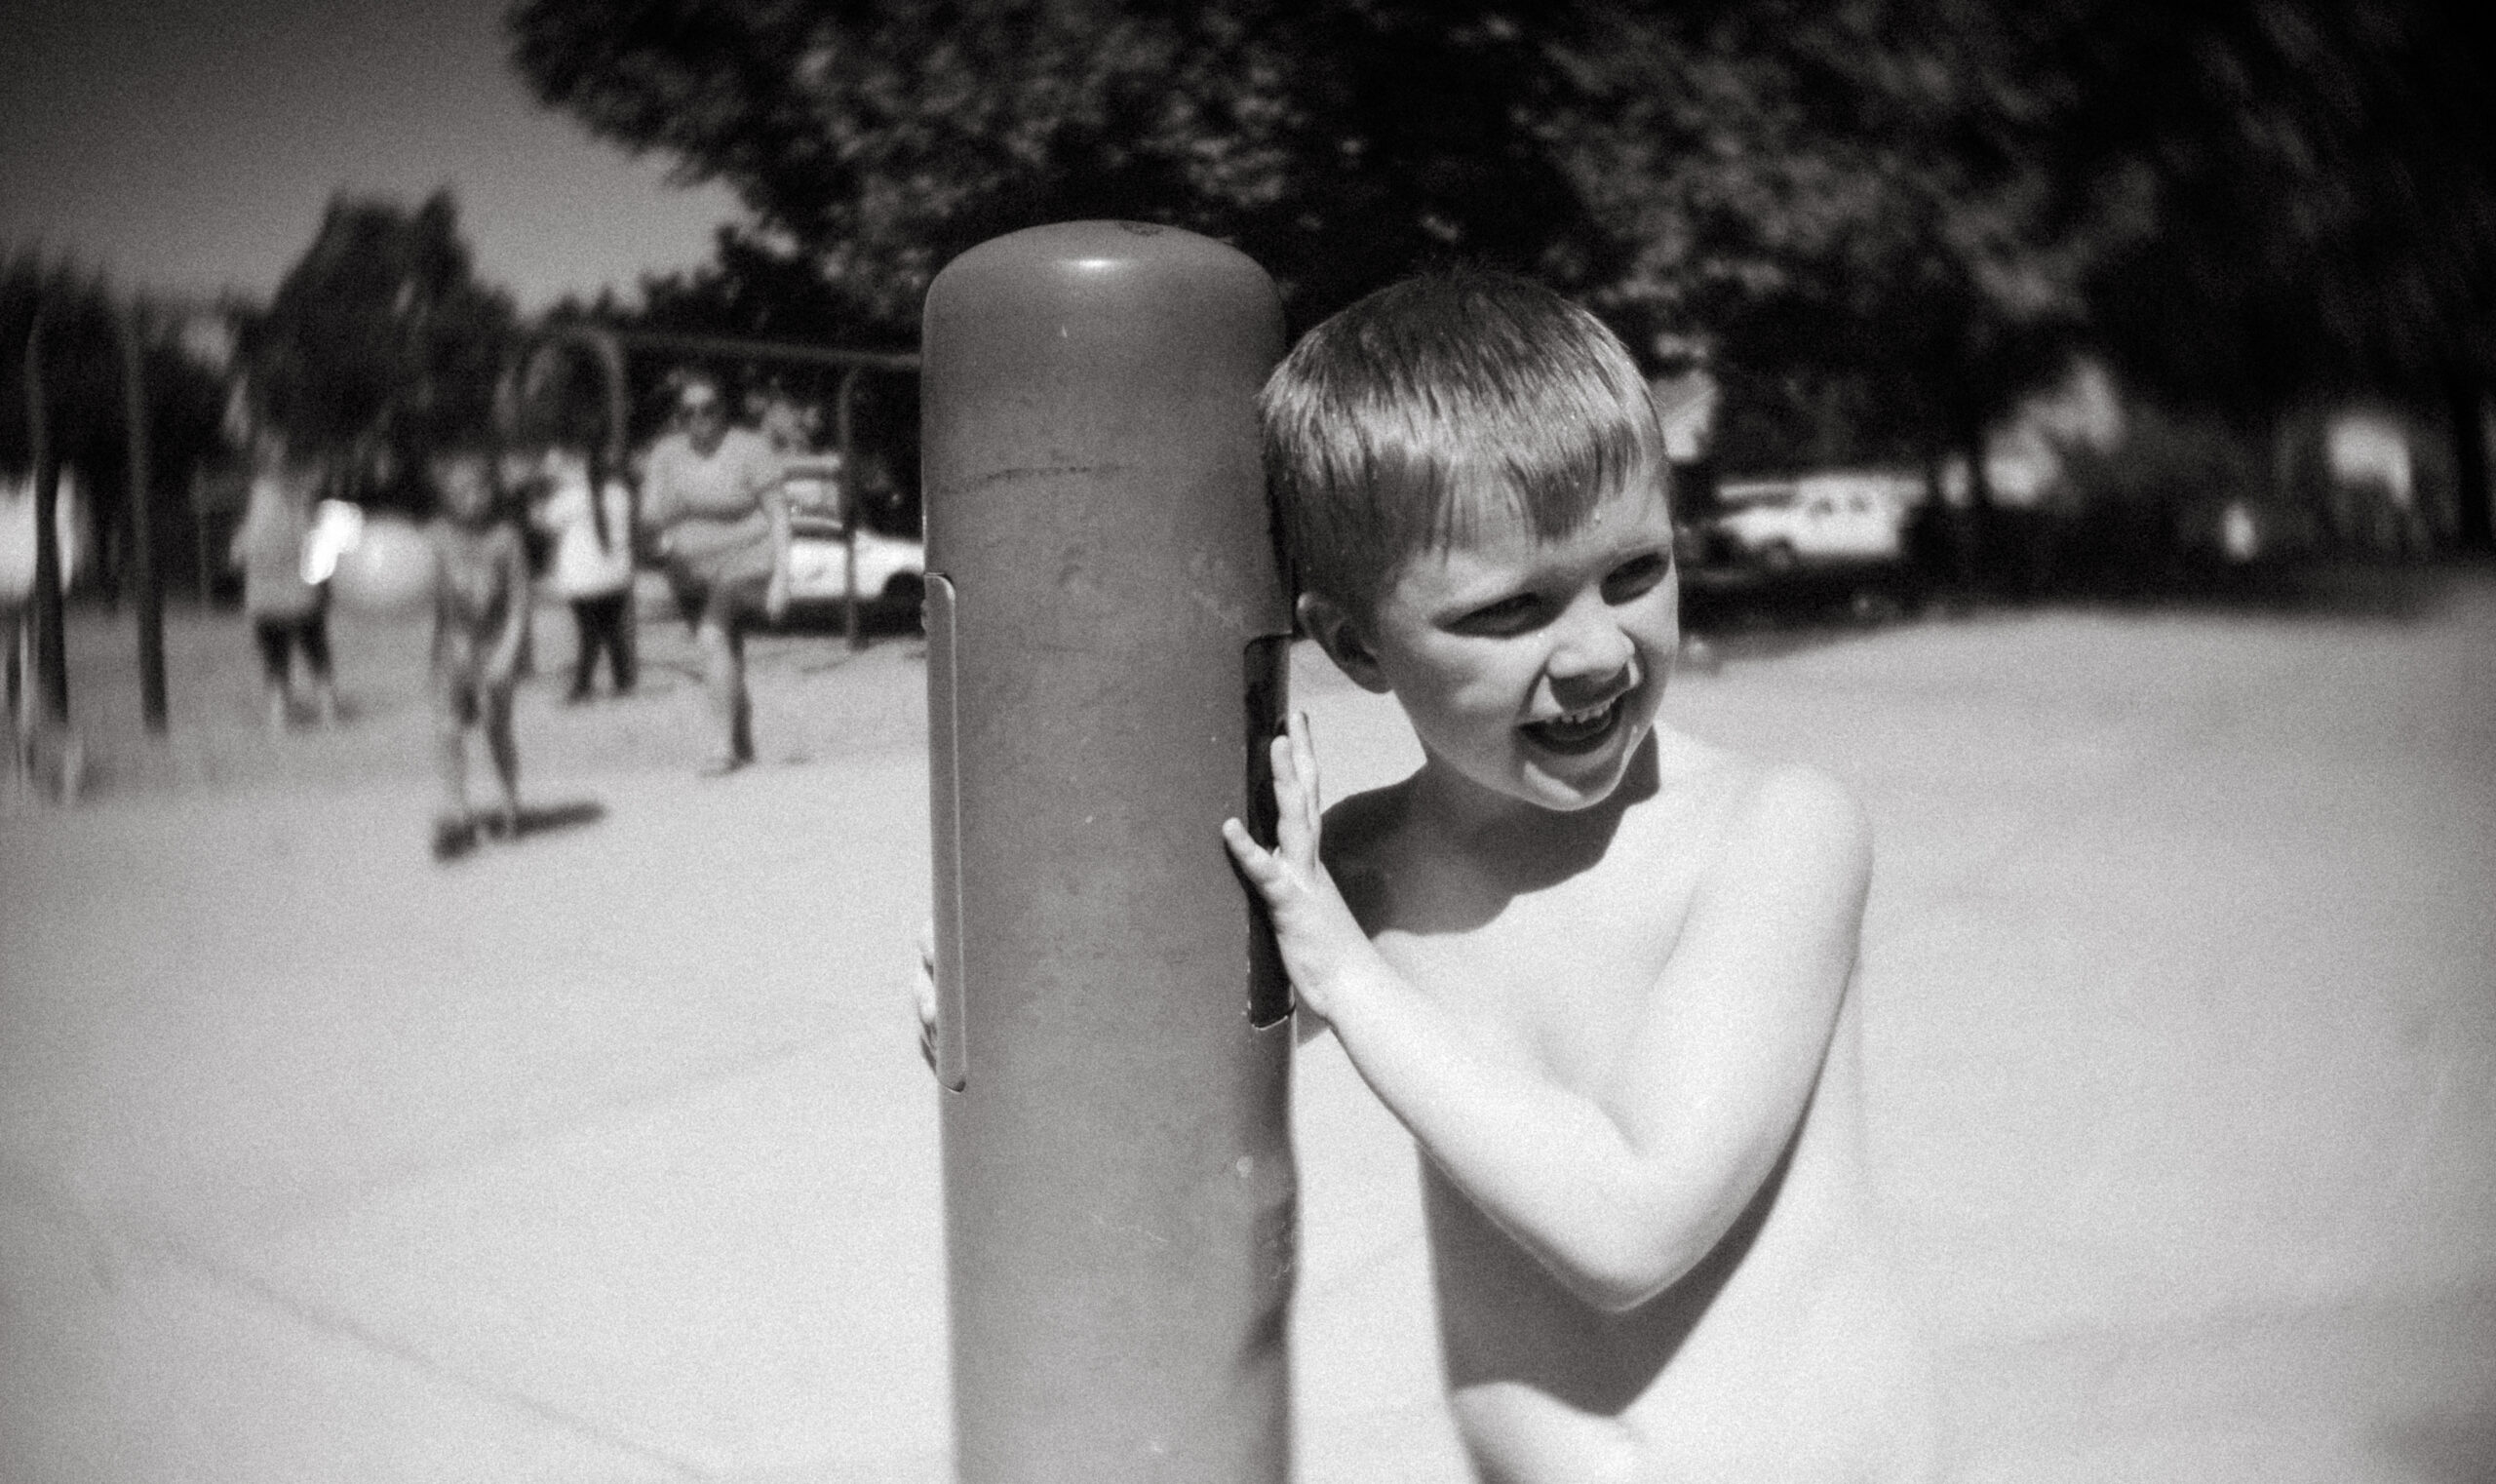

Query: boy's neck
[[1408, 734, 1661, 887]]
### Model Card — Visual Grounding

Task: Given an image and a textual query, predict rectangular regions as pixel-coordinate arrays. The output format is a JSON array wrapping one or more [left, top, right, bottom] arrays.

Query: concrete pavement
[[4, 567, 2492, 1481]]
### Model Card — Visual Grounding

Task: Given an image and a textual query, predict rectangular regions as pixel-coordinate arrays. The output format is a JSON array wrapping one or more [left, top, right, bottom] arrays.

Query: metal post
[[116, 303, 168, 732], [23, 303, 68, 724], [920, 220, 1296, 1484], [837, 365, 863, 649]]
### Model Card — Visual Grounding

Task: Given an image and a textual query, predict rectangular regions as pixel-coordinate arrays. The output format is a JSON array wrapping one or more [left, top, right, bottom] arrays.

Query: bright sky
[[0, 0, 741, 311]]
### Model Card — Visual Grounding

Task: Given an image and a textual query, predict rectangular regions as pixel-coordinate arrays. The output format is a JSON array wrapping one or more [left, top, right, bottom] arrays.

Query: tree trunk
[[1955, 415, 1993, 591], [2447, 370, 2492, 553]]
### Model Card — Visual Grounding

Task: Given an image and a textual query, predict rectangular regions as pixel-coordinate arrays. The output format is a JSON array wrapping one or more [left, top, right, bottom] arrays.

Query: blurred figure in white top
[[528, 446, 637, 702]]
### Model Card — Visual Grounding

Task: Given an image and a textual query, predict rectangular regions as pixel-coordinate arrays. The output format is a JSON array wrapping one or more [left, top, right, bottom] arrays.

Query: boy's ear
[[1297, 593, 1390, 693]]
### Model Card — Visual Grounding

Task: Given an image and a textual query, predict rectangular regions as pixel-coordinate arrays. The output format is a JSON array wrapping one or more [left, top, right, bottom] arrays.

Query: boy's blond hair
[[1258, 269, 1669, 610]]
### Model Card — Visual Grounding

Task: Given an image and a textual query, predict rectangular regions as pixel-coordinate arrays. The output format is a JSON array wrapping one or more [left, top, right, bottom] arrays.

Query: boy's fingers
[[1269, 731, 1300, 790], [1223, 817, 1296, 894]]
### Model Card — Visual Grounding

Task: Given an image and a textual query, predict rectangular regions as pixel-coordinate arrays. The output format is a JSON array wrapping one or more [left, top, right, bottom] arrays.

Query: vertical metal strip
[[1243, 634, 1294, 1027], [926, 572, 969, 1090]]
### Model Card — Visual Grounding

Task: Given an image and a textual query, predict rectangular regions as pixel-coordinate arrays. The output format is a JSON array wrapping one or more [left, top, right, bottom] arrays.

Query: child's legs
[[297, 611, 333, 683], [696, 574, 757, 760], [574, 591, 632, 692], [480, 682, 520, 810], [433, 672, 478, 816], [253, 616, 294, 695], [7, 604, 24, 733], [608, 589, 637, 690], [695, 616, 745, 746], [567, 597, 602, 696], [298, 610, 338, 718]]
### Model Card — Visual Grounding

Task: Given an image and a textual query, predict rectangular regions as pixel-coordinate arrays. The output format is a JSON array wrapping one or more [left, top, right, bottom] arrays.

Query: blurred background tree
[[507, 0, 1621, 333], [502, 0, 2125, 505], [5, 253, 235, 600], [2056, 0, 2495, 549], [235, 191, 516, 512], [495, 0, 2491, 555], [1560, 0, 2112, 493]]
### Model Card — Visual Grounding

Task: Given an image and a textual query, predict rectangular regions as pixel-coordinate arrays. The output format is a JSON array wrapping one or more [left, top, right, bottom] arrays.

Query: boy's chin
[[1515, 757, 1637, 812], [1475, 732, 1651, 814]]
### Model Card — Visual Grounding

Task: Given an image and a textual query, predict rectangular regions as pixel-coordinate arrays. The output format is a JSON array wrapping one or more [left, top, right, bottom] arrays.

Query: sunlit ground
[[5, 562, 2492, 1482]]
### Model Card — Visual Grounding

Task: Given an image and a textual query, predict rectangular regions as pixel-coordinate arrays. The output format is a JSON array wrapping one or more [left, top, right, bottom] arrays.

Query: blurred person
[[226, 440, 338, 731], [426, 444, 530, 861], [528, 445, 637, 701], [639, 371, 790, 774], [3, 470, 75, 697], [755, 384, 811, 455]]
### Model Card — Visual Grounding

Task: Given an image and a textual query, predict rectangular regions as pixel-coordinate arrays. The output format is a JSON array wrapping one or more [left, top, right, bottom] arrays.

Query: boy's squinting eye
[[1602, 552, 1670, 604], [1452, 592, 1546, 636]]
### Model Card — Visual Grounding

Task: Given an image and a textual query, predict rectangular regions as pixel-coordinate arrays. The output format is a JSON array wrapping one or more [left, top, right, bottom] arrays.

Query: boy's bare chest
[[437, 531, 513, 621], [1372, 844, 1705, 1089]]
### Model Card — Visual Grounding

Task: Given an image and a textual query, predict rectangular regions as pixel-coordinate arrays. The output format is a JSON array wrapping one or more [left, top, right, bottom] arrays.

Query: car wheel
[[1758, 541, 1800, 574], [879, 572, 926, 610]]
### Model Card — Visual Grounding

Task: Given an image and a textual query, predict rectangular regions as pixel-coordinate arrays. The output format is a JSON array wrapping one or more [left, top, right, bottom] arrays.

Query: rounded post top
[[926, 220, 1275, 325]]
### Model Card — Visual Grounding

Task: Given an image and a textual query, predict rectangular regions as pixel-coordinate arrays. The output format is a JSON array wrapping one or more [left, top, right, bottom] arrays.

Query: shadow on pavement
[[509, 799, 606, 840]]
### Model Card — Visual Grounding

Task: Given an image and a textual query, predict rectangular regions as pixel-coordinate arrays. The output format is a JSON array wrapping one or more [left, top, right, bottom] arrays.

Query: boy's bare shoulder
[[1650, 742, 1871, 912]]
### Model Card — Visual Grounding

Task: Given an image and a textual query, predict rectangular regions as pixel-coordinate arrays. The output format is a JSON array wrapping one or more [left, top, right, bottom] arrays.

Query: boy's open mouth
[[1521, 692, 1627, 755]]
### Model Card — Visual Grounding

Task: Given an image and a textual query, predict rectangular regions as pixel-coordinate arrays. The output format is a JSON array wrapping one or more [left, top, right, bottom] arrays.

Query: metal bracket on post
[[925, 569, 969, 1092]]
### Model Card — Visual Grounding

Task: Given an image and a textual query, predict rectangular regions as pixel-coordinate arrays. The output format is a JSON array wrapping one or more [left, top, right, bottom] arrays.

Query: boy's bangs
[[1355, 374, 1661, 561], [1263, 268, 1669, 605]]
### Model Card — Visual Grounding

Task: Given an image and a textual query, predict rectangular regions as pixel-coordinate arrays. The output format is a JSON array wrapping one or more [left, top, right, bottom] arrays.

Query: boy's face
[[435, 456, 496, 524], [1306, 474, 1679, 815]]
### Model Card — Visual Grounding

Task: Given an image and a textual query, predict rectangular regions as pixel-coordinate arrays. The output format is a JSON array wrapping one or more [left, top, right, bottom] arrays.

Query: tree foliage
[[237, 191, 515, 504], [508, 0, 2106, 481], [510, 0, 2493, 535], [510, 0, 1618, 332], [2053, 0, 2496, 415], [4, 251, 234, 594]]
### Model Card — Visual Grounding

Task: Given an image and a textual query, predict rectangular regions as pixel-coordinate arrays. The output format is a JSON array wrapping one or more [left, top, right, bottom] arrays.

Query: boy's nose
[[1545, 600, 1634, 684]]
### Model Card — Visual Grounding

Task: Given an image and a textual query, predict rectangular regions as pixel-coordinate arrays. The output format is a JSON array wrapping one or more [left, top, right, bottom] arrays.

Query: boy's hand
[[1221, 711, 1372, 1021]]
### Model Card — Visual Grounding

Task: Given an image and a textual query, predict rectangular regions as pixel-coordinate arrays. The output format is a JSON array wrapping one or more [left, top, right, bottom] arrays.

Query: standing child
[[1218, 271, 1937, 1481], [427, 446, 530, 860], [529, 446, 637, 701], [228, 442, 338, 730]]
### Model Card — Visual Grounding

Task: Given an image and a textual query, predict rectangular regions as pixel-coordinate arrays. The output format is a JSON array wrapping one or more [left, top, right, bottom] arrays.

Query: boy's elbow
[[1547, 1205, 1713, 1314], [1568, 1244, 1701, 1315]]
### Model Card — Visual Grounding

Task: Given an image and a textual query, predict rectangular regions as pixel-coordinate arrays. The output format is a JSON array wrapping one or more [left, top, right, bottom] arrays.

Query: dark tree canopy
[[2054, 0, 2496, 418], [238, 191, 515, 503], [5, 252, 234, 593], [509, 0, 2493, 535], [510, 0, 1619, 332], [509, 0, 2117, 480]]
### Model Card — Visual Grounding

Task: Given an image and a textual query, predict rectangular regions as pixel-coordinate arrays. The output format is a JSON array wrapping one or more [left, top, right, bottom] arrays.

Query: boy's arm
[[637, 450, 678, 544], [1226, 719, 1864, 1312]]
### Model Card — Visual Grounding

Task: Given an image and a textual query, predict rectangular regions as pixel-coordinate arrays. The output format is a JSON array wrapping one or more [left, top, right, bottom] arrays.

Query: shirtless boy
[[426, 447, 530, 860], [1219, 270, 1936, 1481]]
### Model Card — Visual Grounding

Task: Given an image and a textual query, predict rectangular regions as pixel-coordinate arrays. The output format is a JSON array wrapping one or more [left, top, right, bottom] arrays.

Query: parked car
[[1706, 471, 1920, 572], [777, 455, 926, 622]]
